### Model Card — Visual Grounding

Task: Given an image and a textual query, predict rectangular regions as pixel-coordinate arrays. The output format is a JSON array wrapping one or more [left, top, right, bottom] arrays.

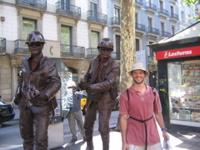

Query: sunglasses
[[99, 48, 112, 52], [28, 43, 43, 47]]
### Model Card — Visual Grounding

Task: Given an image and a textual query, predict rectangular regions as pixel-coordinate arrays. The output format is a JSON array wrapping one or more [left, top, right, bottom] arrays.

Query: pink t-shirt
[[119, 85, 162, 146]]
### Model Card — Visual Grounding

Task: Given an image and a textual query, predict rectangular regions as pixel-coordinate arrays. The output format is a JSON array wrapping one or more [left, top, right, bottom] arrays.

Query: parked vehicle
[[0, 96, 15, 125]]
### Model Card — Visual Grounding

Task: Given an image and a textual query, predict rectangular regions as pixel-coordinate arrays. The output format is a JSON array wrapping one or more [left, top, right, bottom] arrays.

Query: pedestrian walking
[[119, 62, 169, 150], [65, 80, 85, 143], [13, 31, 61, 150], [79, 38, 119, 150]]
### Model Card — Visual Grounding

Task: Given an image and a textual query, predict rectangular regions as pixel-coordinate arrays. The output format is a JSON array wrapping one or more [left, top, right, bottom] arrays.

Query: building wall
[[77, 21, 89, 48], [0, 5, 18, 41], [0, 0, 109, 102], [0, 56, 12, 100], [43, 14, 58, 41]]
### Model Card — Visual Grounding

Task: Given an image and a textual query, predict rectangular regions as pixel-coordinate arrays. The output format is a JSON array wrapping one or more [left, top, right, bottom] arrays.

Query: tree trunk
[[120, 0, 136, 91]]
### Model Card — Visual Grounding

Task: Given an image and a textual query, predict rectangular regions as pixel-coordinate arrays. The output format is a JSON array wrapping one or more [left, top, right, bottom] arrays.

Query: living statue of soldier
[[79, 38, 119, 150], [14, 31, 61, 150]]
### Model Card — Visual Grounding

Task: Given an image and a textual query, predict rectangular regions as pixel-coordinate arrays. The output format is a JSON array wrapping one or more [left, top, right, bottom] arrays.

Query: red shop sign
[[155, 45, 200, 60]]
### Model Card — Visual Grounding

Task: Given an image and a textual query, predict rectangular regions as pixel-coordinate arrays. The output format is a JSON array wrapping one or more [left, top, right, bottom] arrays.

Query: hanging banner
[[156, 45, 200, 60]]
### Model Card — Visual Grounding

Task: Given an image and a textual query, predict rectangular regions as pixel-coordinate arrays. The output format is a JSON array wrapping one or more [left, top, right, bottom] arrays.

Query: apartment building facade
[[0, 0, 112, 101], [0, 0, 195, 101]]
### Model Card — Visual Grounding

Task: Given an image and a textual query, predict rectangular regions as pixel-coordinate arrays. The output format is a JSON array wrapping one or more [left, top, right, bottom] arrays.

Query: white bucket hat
[[129, 62, 148, 75]]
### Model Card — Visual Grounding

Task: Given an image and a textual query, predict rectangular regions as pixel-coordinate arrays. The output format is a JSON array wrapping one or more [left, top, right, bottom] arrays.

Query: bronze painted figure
[[14, 31, 61, 150]]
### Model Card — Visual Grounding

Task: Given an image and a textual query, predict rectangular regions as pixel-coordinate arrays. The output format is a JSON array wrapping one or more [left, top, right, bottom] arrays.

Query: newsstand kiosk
[[150, 21, 200, 127]]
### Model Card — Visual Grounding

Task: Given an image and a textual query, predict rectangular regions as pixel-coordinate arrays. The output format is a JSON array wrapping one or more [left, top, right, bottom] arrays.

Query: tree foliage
[[184, 0, 199, 5]]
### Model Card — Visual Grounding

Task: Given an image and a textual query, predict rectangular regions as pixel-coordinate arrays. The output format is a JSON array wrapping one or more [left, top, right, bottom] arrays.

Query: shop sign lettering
[[164, 50, 192, 58], [156, 45, 200, 60]]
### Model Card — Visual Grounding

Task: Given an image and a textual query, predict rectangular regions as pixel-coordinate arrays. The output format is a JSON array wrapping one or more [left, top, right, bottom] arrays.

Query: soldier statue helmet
[[97, 38, 113, 51], [25, 31, 45, 45]]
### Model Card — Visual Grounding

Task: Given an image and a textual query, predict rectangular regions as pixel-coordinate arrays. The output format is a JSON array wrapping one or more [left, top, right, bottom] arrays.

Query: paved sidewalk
[[167, 125, 200, 150], [13, 107, 200, 150], [52, 124, 200, 150]]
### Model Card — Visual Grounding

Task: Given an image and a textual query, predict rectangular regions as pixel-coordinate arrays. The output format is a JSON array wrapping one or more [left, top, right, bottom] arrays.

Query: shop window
[[168, 60, 200, 123], [22, 18, 37, 40]]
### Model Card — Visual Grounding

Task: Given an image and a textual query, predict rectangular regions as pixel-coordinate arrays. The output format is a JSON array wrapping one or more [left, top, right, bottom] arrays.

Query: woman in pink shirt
[[119, 62, 169, 150]]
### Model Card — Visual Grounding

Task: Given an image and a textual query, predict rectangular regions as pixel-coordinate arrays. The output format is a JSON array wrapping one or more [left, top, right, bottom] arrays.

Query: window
[[22, 18, 37, 40], [61, 25, 72, 45], [181, 11, 185, 23], [136, 39, 140, 51], [61, 25, 72, 53], [114, 6, 120, 22], [170, 5, 174, 16], [90, 31, 100, 48], [115, 35, 121, 59], [61, 0, 70, 10], [90, 2, 98, 17], [159, 0, 163, 10], [149, 0, 152, 5], [168, 60, 200, 123], [148, 17, 152, 31], [161, 22, 165, 34], [135, 13, 138, 23], [172, 25, 175, 35], [149, 41, 154, 57]]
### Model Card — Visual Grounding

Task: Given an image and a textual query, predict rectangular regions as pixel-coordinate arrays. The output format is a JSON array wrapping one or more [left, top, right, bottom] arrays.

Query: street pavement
[[52, 124, 200, 150], [1, 108, 200, 150]]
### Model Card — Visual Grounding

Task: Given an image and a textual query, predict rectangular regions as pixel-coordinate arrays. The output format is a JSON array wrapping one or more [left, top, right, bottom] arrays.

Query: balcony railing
[[16, 0, 47, 11], [60, 44, 85, 58], [86, 48, 98, 58], [14, 40, 29, 55], [147, 27, 160, 35], [170, 13, 179, 20], [161, 31, 171, 37], [159, 8, 169, 16], [56, 1, 81, 19], [136, 0, 143, 6], [136, 23, 146, 32], [0, 38, 6, 53], [111, 17, 120, 26], [145, 3, 157, 11], [87, 10, 107, 25]]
